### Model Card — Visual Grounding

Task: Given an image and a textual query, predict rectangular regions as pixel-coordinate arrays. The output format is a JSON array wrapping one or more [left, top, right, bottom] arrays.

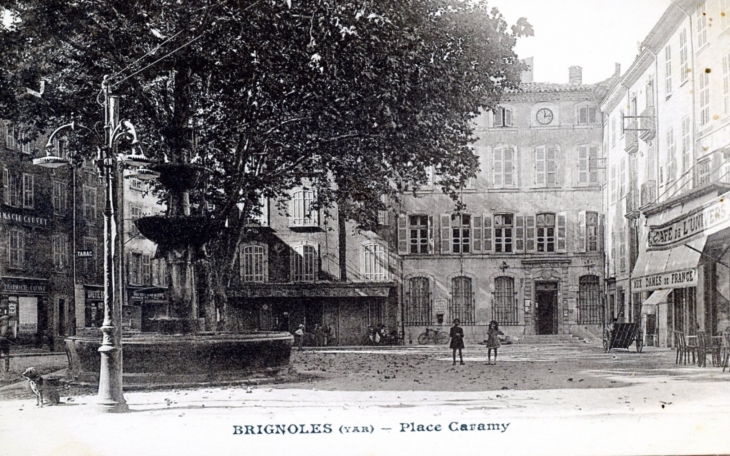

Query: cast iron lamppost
[[34, 76, 153, 412]]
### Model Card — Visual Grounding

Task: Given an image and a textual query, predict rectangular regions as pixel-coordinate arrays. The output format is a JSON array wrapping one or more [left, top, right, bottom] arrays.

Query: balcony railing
[[640, 180, 656, 207], [624, 123, 639, 154], [625, 189, 640, 217], [639, 107, 655, 141]]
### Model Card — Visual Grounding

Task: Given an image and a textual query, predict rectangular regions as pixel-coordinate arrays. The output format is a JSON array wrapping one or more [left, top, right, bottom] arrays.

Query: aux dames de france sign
[[632, 268, 697, 292], [648, 192, 730, 249]]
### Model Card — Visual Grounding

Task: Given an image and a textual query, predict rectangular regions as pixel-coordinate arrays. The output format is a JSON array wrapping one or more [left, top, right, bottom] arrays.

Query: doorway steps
[[516, 334, 585, 345]]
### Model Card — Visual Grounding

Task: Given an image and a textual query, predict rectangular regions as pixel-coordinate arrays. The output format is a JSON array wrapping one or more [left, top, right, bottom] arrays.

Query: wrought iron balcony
[[639, 107, 655, 141], [640, 180, 657, 207], [625, 189, 641, 219], [624, 123, 639, 154]]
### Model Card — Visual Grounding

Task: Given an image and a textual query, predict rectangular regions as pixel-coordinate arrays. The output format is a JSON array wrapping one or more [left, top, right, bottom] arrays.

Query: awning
[[641, 289, 672, 314], [632, 236, 706, 292]]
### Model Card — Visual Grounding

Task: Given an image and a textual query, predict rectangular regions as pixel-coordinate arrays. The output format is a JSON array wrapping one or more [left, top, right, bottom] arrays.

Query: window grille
[[405, 277, 431, 325], [578, 275, 601, 324], [493, 276, 518, 325], [450, 277, 475, 325]]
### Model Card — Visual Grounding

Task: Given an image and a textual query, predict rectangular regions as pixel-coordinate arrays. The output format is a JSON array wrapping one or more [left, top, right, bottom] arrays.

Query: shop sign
[[632, 268, 697, 292], [76, 250, 93, 258], [0, 211, 49, 227], [8, 303, 16, 315], [86, 289, 104, 300], [2, 283, 47, 293], [648, 192, 730, 249]]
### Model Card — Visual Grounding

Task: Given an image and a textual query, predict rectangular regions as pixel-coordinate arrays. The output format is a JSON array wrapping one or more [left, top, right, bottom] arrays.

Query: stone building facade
[[602, 0, 730, 347], [226, 191, 398, 345], [397, 66, 612, 344]]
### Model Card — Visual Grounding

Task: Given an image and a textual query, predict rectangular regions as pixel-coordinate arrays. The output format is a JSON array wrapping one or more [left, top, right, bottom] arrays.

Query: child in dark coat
[[485, 320, 504, 365], [450, 319, 465, 365]]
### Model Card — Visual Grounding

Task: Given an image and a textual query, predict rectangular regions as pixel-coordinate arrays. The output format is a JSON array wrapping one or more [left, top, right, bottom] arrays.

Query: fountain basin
[[135, 215, 216, 250], [64, 331, 293, 387]]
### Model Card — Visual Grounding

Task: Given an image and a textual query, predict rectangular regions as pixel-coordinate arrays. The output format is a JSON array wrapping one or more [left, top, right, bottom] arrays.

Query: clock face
[[536, 108, 554, 125]]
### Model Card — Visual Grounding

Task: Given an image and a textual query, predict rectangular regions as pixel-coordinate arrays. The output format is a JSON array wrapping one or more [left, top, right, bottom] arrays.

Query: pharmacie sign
[[648, 192, 730, 249], [632, 268, 697, 292]]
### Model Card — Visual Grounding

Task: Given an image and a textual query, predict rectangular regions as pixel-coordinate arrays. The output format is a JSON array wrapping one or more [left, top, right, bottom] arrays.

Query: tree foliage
[[0, 0, 530, 323]]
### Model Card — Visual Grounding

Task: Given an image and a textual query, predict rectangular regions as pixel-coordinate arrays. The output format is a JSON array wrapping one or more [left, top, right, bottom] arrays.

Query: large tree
[[0, 0, 531, 329]]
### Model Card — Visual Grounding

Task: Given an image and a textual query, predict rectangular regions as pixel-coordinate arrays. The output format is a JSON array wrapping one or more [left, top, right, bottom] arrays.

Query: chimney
[[614, 62, 621, 78], [569, 66, 582, 85], [521, 57, 534, 83]]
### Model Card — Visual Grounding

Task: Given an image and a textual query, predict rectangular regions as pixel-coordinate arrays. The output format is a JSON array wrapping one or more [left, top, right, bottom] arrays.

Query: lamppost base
[[96, 398, 130, 413]]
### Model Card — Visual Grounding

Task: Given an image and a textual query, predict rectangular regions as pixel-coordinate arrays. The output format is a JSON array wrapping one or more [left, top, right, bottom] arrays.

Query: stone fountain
[[64, 160, 292, 387]]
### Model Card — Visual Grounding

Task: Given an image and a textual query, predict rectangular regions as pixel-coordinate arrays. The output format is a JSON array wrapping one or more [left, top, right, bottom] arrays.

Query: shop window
[[450, 276, 474, 325], [406, 277, 431, 325], [493, 276, 517, 325], [578, 275, 601, 324]]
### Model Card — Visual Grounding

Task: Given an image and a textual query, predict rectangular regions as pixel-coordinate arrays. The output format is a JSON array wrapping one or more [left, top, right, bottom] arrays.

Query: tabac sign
[[648, 192, 730, 249]]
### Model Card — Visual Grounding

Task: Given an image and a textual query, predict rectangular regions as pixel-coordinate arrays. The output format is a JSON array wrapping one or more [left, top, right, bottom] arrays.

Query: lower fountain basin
[[64, 331, 293, 388]]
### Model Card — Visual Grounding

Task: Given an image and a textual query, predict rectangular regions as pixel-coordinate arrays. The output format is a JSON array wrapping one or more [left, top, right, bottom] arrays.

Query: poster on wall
[[17, 296, 38, 334]]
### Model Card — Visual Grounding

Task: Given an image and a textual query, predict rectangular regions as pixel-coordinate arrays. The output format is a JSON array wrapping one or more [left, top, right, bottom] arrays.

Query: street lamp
[[34, 76, 152, 413]]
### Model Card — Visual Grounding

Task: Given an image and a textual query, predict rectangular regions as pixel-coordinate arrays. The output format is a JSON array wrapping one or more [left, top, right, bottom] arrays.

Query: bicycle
[[417, 327, 450, 345]]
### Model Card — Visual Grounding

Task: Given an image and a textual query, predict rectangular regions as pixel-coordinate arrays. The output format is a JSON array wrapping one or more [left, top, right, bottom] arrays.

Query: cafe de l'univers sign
[[647, 192, 730, 249]]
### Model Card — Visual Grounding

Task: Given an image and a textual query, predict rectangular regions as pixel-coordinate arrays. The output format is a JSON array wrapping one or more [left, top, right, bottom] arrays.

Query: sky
[[494, 0, 673, 84]]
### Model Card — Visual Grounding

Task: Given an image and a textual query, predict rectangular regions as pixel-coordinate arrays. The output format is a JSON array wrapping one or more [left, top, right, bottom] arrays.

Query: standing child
[[450, 319, 465, 365], [486, 320, 504, 365]]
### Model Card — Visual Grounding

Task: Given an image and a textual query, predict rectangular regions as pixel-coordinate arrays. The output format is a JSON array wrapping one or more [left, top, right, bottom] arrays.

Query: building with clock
[[395, 64, 616, 343]]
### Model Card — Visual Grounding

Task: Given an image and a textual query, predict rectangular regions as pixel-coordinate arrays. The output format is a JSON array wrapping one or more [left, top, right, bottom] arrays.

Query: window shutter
[[484, 215, 492, 252], [548, 146, 558, 186], [599, 214, 605, 252], [557, 212, 567, 253], [526, 215, 536, 252], [579, 107, 587, 124], [3, 168, 8, 206], [428, 215, 435, 254], [535, 146, 545, 185], [472, 215, 483, 253], [493, 148, 503, 187], [505, 147, 515, 187], [515, 215, 525, 252], [397, 214, 408, 254], [505, 109, 513, 127], [440, 214, 451, 253], [495, 109, 503, 127], [589, 146, 599, 184], [578, 211, 587, 252], [360, 245, 367, 281], [578, 146, 588, 184]]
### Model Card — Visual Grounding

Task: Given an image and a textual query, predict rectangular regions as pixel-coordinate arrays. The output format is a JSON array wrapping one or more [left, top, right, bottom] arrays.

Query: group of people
[[364, 324, 399, 346], [292, 323, 334, 351], [449, 319, 503, 365]]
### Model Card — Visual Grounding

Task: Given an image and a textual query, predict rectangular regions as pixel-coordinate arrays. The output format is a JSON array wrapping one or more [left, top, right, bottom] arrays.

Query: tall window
[[409, 215, 431, 254], [493, 107, 513, 127], [241, 244, 267, 283], [493, 146, 515, 187], [450, 277, 475, 325], [83, 186, 97, 223], [619, 158, 626, 198], [291, 244, 318, 282], [697, 3, 707, 48], [535, 146, 557, 186], [493, 276, 517, 325], [610, 117, 616, 148], [666, 129, 676, 181], [5, 123, 16, 149], [494, 214, 513, 253], [290, 189, 317, 227], [619, 227, 627, 273], [52, 235, 68, 269], [129, 204, 143, 237], [578, 145, 599, 184], [362, 244, 388, 281], [682, 117, 691, 173], [577, 106, 597, 125], [699, 70, 710, 126], [586, 211, 599, 252], [128, 253, 142, 285], [722, 52, 730, 114], [697, 159, 711, 186], [680, 29, 689, 84], [9, 229, 25, 268], [664, 45, 672, 96], [22, 174, 33, 208], [451, 214, 471, 254], [536, 213, 555, 253], [3, 168, 21, 207], [52, 180, 68, 215], [578, 275, 601, 324], [406, 277, 431, 325]]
